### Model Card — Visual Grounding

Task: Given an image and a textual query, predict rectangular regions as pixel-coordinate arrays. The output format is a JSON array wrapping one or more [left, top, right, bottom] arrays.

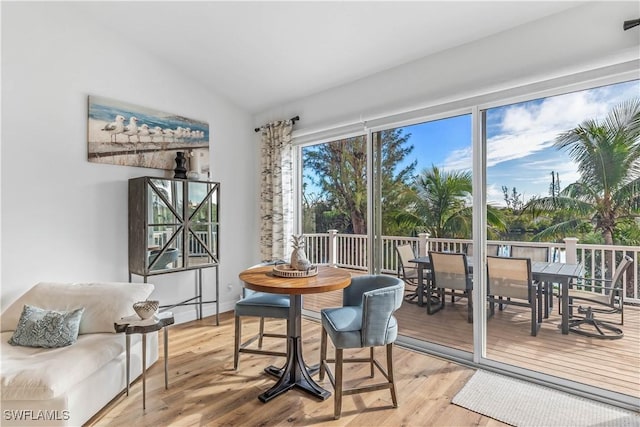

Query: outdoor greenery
[[303, 130, 416, 235], [302, 98, 640, 246], [522, 99, 640, 245]]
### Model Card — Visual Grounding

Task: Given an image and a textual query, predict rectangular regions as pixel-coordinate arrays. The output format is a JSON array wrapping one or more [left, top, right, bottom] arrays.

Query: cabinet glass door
[[147, 179, 184, 271], [186, 181, 219, 267]]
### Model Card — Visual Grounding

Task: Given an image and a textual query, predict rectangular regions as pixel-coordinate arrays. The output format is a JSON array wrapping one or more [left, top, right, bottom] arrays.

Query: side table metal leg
[[164, 326, 169, 389], [142, 333, 147, 410], [126, 334, 130, 396], [216, 265, 220, 326], [198, 269, 203, 320]]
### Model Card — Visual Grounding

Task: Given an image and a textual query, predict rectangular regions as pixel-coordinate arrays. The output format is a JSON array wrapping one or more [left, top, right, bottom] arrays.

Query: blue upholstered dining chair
[[234, 262, 289, 370], [319, 275, 404, 419], [149, 247, 180, 271]]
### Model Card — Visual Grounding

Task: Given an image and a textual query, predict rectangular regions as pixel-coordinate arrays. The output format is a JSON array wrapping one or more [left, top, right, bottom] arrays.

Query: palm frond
[[531, 218, 589, 241], [522, 195, 593, 218]]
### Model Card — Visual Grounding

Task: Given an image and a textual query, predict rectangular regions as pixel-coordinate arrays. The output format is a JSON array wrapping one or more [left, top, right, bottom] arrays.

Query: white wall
[[1, 3, 260, 322], [254, 2, 640, 132]]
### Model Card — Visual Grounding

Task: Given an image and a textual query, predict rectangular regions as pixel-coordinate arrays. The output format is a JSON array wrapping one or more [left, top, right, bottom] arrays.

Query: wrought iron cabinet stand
[[128, 176, 220, 324]]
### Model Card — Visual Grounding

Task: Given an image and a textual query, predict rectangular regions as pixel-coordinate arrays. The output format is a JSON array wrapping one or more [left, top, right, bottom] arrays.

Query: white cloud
[[487, 183, 506, 206], [520, 158, 581, 186], [438, 81, 638, 202], [444, 82, 637, 173], [485, 86, 634, 169], [442, 146, 472, 171]]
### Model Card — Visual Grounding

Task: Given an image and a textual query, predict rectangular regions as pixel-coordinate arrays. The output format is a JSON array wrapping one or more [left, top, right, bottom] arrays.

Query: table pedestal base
[[237, 269, 351, 404], [259, 336, 330, 402]]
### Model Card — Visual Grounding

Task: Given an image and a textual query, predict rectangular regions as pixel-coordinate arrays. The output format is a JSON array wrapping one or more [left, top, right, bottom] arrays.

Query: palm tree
[[522, 99, 640, 244], [412, 165, 505, 238]]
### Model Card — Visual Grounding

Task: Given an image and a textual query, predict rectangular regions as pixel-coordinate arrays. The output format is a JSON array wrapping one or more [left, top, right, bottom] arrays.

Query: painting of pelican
[[87, 95, 210, 175]]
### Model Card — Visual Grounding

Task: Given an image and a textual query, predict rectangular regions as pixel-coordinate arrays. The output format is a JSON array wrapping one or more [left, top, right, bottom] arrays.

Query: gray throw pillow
[[8, 304, 85, 348]]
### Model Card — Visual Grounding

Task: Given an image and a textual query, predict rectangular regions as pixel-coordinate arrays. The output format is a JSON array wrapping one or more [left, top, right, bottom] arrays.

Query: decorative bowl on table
[[133, 300, 159, 320]]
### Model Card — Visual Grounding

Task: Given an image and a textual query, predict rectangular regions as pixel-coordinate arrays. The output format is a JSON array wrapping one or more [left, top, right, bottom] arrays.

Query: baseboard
[[169, 300, 235, 325]]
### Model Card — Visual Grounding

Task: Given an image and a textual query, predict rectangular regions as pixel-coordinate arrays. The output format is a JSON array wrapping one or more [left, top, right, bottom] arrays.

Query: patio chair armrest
[[571, 277, 617, 292]]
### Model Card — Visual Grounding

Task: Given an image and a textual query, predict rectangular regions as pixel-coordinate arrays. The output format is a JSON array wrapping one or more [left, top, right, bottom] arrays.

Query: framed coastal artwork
[[87, 95, 210, 175]]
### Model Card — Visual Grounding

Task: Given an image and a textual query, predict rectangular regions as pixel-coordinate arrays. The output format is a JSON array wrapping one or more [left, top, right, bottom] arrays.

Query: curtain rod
[[254, 115, 300, 133]]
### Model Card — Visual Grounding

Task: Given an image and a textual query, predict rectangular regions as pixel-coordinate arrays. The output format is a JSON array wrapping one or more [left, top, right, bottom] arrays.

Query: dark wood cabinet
[[128, 177, 219, 322]]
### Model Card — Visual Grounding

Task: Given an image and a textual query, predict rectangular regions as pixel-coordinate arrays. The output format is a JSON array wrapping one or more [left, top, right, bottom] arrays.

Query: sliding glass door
[[481, 79, 640, 401], [371, 115, 473, 354], [300, 135, 369, 309], [296, 77, 639, 407]]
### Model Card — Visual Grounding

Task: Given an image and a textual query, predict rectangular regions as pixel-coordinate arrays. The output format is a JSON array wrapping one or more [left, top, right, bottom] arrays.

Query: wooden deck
[[303, 273, 640, 400]]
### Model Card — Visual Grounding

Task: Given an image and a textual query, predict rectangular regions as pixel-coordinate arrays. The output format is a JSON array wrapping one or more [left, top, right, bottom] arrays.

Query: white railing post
[[564, 237, 579, 264], [328, 230, 338, 267], [418, 233, 429, 256]]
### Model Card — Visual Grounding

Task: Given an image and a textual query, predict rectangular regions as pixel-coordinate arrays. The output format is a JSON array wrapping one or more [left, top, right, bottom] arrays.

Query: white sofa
[[1, 282, 158, 426]]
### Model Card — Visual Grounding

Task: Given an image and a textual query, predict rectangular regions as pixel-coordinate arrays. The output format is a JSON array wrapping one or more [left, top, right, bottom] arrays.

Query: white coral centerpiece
[[290, 235, 309, 270]]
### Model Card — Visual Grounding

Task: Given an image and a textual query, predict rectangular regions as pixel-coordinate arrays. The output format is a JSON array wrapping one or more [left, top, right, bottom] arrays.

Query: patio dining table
[[409, 256, 583, 334]]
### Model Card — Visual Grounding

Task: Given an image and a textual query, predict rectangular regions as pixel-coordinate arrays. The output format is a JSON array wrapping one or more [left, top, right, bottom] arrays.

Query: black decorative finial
[[174, 151, 187, 179]]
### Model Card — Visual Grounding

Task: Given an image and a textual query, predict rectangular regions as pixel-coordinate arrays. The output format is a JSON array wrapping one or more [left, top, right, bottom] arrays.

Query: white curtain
[[259, 119, 294, 261]]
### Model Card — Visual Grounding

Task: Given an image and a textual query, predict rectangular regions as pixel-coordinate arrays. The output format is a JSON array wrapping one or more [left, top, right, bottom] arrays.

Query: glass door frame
[[293, 69, 640, 410]]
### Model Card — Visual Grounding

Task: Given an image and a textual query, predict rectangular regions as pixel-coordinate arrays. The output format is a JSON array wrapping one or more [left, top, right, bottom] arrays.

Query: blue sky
[[399, 79, 639, 206], [302, 79, 639, 206]]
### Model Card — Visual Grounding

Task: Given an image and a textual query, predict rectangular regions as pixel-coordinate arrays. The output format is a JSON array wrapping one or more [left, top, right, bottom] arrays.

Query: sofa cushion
[[1, 331, 127, 400], [9, 305, 84, 348], [1, 282, 154, 334]]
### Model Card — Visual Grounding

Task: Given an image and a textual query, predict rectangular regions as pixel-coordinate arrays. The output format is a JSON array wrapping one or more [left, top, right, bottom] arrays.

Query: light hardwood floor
[[87, 312, 507, 427], [303, 279, 640, 398]]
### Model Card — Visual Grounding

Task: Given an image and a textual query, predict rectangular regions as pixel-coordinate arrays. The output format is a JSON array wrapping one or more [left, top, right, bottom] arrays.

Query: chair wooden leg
[[387, 343, 398, 407], [334, 348, 343, 420], [257, 317, 265, 348], [370, 347, 374, 378], [233, 315, 241, 370], [320, 327, 327, 381]]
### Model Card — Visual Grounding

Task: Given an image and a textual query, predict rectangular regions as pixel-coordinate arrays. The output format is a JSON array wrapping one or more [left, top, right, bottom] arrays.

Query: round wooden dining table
[[238, 265, 351, 403]]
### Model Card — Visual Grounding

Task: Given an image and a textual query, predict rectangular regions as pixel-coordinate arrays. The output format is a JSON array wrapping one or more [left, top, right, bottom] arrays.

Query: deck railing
[[303, 231, 640, 303]]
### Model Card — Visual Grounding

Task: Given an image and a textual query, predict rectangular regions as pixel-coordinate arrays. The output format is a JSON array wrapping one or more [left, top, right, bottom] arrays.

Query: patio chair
[[487, 256, 541, 336], [510, 246, 549, 262], [395, 244, 422, 303], [464, 243, 499, 257], [319, 275, 404, 419], [510, 246, 551, 317], [234, 262, 289, 370], [565, 255, 633, 339], [428, 251, 473, 323]]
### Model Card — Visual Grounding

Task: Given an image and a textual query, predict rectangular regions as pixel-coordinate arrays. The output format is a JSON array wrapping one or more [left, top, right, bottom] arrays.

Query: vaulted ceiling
[[77, 1, 586, 113]]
